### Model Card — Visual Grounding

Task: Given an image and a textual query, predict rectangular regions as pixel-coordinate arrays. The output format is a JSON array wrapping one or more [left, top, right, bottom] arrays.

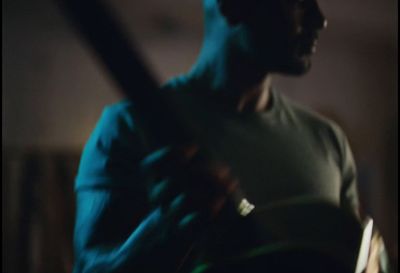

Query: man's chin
[[254, 51, 312, 76], [278, 56, 312, 76]]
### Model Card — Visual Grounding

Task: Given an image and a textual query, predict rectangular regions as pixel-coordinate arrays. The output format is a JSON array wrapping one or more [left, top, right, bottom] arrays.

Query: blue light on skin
[[186, 0, 327, 113], [187, 0, 273, 110], [73, 178, 165, 270]]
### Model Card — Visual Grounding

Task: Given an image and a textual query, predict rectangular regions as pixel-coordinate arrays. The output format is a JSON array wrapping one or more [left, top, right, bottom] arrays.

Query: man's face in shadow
[[232, 0, 327, 75]]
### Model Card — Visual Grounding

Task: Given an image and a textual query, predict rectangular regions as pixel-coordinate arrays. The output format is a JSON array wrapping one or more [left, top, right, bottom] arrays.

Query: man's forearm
[[75, 208, 191, 273]]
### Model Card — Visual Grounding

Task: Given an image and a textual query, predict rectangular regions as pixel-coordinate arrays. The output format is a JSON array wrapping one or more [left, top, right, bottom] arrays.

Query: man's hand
[[141, 144, 239, 241]]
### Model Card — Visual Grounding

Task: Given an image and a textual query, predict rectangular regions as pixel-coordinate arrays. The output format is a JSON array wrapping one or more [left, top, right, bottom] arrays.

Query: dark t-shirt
[[74, 76, 360, 272]]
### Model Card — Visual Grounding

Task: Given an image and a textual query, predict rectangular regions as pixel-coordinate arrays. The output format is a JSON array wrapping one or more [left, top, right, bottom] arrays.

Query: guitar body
[[190, 199, 362, 273]]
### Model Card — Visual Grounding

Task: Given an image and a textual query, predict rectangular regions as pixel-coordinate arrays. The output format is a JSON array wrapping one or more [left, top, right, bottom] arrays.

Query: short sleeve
[[75, 101, 149, 191]]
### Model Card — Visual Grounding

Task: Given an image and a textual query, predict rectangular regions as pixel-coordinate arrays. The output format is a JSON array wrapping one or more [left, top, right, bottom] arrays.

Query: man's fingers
[[178, 212, 198, 228], [207, 165, 239, 194], [140, 144, 200, 177], [168, 193, 189, 219], [167, 194, 208, 232], [140, 146, 171, 175], [209, 195, 229, 218], [148, 179, 179, 205], [185, 164, 239, 198], [142, 145, 238, 225], [180, 143, 200, 159]]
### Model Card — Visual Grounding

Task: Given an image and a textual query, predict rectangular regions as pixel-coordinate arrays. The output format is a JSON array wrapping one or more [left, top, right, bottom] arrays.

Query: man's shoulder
[[278, 92, 343, 135], [102, 100, 135, 120], [95, 75, 190, 144], [103, 75, 189, 116], [76, 100, 148, 190], [88, 100, 137, 143], [162, 74, 191, 91]]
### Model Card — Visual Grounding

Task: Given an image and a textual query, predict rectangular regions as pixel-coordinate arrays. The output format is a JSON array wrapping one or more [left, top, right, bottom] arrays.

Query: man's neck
[[188, 44, 273, 113], [236, 77, 272, 112]]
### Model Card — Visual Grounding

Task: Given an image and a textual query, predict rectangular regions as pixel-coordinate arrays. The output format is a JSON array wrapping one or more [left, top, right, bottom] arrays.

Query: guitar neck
[[56, 0, 192, 147]]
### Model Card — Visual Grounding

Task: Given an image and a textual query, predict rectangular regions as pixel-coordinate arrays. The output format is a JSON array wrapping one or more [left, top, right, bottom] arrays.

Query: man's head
[[202, 0, 327, 76]]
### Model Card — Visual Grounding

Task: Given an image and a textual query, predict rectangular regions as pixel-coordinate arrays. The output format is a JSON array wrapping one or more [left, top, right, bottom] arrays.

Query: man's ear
[[217, 0, 244, 25]]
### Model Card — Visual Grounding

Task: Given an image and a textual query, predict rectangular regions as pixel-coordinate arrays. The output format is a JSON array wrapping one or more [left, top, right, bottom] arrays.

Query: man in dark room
[[72, 0, 364, 272]]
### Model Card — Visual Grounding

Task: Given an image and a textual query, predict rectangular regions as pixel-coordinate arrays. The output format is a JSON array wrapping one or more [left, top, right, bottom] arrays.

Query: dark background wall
[[2, 0, 398, 272]]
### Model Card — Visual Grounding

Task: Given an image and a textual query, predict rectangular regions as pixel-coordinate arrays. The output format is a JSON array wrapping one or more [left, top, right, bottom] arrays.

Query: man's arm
[[73, 103, 176, 272], [74, 189, 149, 272], [73, 102, 237, 272], [338, 131, 360, 219], [74, 188, 198, 273]]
